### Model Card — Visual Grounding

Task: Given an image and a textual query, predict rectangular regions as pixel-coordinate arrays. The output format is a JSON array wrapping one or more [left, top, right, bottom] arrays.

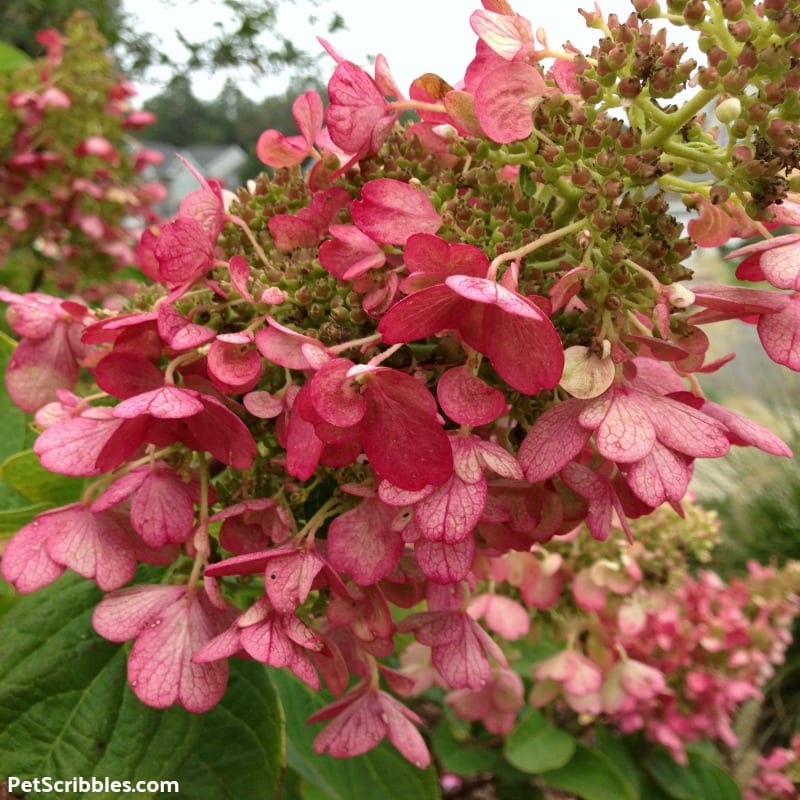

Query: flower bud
[[683, 0, 706, 23], [618, 77, 642, 98], [633, 0, 661, 17], [720, 0, 743, 19], [715, 97, 741, 124], [728, 20, 752, 41], [666, 284, 695, 308]]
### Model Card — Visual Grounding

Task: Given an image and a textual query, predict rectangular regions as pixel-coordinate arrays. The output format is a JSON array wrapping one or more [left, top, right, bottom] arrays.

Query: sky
[[124, 0, 655, 103]]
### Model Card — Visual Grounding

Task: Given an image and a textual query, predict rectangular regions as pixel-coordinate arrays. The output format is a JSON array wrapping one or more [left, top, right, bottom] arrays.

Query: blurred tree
[[0, 0, 345, 84], [143, 74, 326, 179]]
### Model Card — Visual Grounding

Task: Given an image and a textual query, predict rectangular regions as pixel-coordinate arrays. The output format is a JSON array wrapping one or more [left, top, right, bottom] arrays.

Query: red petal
[[351, 178, 441, 245]]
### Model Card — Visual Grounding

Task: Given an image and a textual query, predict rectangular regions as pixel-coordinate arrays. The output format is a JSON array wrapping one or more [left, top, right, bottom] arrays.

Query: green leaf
[[164, 661, 285, 800], [431, 720, 503, 775], [0, 501, 52, 534], [0, 450, 85, 506], [643, 746, 742, 800], [594, 727, 642, 797], [0, 573, 285, 799], [0, 574, 203, 798], [504, 708, 576, 774], [271, 669, 441, 800], [0, 41, 31, 73], [519, 164, 538, 198], [540, 742, 637, 800]]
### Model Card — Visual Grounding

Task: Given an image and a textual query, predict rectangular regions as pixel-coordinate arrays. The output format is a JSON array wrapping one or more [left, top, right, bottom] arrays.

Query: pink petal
[[351, 178, 441, 245], [113, 386, 204, 419], [378, 283, 466, 342], [293, 90, 324, 145], [679, 394, 792, 456], [243, 390, 284, 418], [590, 388, 656, 464], [45, 506, 138, 590], [95, 352, 164, 399], [468, 594, 530, 639], [360, 369, 453, 491], [127, 590, 230, 712], [268, 214, 320, 252], [34, 410, 129, 477], [0, 512, 66, 592], [757, 293, 800, 369], [414, 536, 475, 584], [474, 62, 547, 143], [414, 475, 487, 543], [157, 304, 216, 351], [255, 317, 328, 370], [469, 9, 534, 59], [624, 441, 691, 506], [325, 61, 390, 155], [319, 224, 385, 280], [5, 331, 78, 413], [153, 217, 215, 285], [256, 129, 309, 168], [309, 358, 367, 427], [228, 255, 254, 302], [447, 276, 564, 394], [729, 233, 800, 290], [328, 498, 403, 584], [207, 339, 262, 392], [647, 395, 730, 458], [518, 399, 591, 481], [312, 689, 388, 758], [93, 584, 186, 641], [437, 366, 507, 426], [185, 396, 257, 469], [377, 692, 431, 767], [263, 547, 326, 613], [131, 470, 195, 546]]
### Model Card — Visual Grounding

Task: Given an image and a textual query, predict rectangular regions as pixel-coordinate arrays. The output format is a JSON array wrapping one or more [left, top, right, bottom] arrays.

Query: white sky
[[125, 0, 652, 103]]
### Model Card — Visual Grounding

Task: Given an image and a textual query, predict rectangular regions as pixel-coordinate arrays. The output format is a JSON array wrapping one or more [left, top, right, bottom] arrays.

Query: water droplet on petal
[[415, 761, 422, 768], [131, 681, 137, 687], [380, 713, 389, 723], [32, 521, 39, 527]]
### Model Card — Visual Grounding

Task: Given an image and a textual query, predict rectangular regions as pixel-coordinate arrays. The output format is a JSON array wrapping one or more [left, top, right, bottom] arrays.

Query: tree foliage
[[1, 0, 344, 85]]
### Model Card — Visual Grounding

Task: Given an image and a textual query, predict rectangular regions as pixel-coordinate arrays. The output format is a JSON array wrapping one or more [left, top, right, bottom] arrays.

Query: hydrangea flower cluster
[[409, 503, 798, 765], [0, 12, 164, 298], [745, 732, 800, 800], [2, 0, 800, 769]]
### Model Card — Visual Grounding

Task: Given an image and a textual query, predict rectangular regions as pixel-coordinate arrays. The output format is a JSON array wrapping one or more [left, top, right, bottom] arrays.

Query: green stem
[[641, 87, 718, 150]]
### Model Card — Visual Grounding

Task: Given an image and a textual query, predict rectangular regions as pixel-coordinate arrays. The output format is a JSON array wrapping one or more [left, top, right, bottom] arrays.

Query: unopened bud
[[666, 283, 695, 308], [715, 97, 741, 124], [633, 0, 661, 17]]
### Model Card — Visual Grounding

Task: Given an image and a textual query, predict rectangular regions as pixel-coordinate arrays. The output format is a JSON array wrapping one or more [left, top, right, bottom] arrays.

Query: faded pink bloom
[[398, 608, 507, 690], [0, 290, 92, 412], [446, 665, 525, 734], [1, 503, 176, 593], [93, 584, 234, 712], [468, 593, 530, 639], [309, 680, 430, 767], [193, 596, 323, 689], [327, 495, 404, 585]]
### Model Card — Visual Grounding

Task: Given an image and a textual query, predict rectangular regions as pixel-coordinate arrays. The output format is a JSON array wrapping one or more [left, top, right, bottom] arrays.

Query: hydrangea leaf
[[540, 742, 637, 800], [0, 572, 284, 799], [503, 708, 576, 773]]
